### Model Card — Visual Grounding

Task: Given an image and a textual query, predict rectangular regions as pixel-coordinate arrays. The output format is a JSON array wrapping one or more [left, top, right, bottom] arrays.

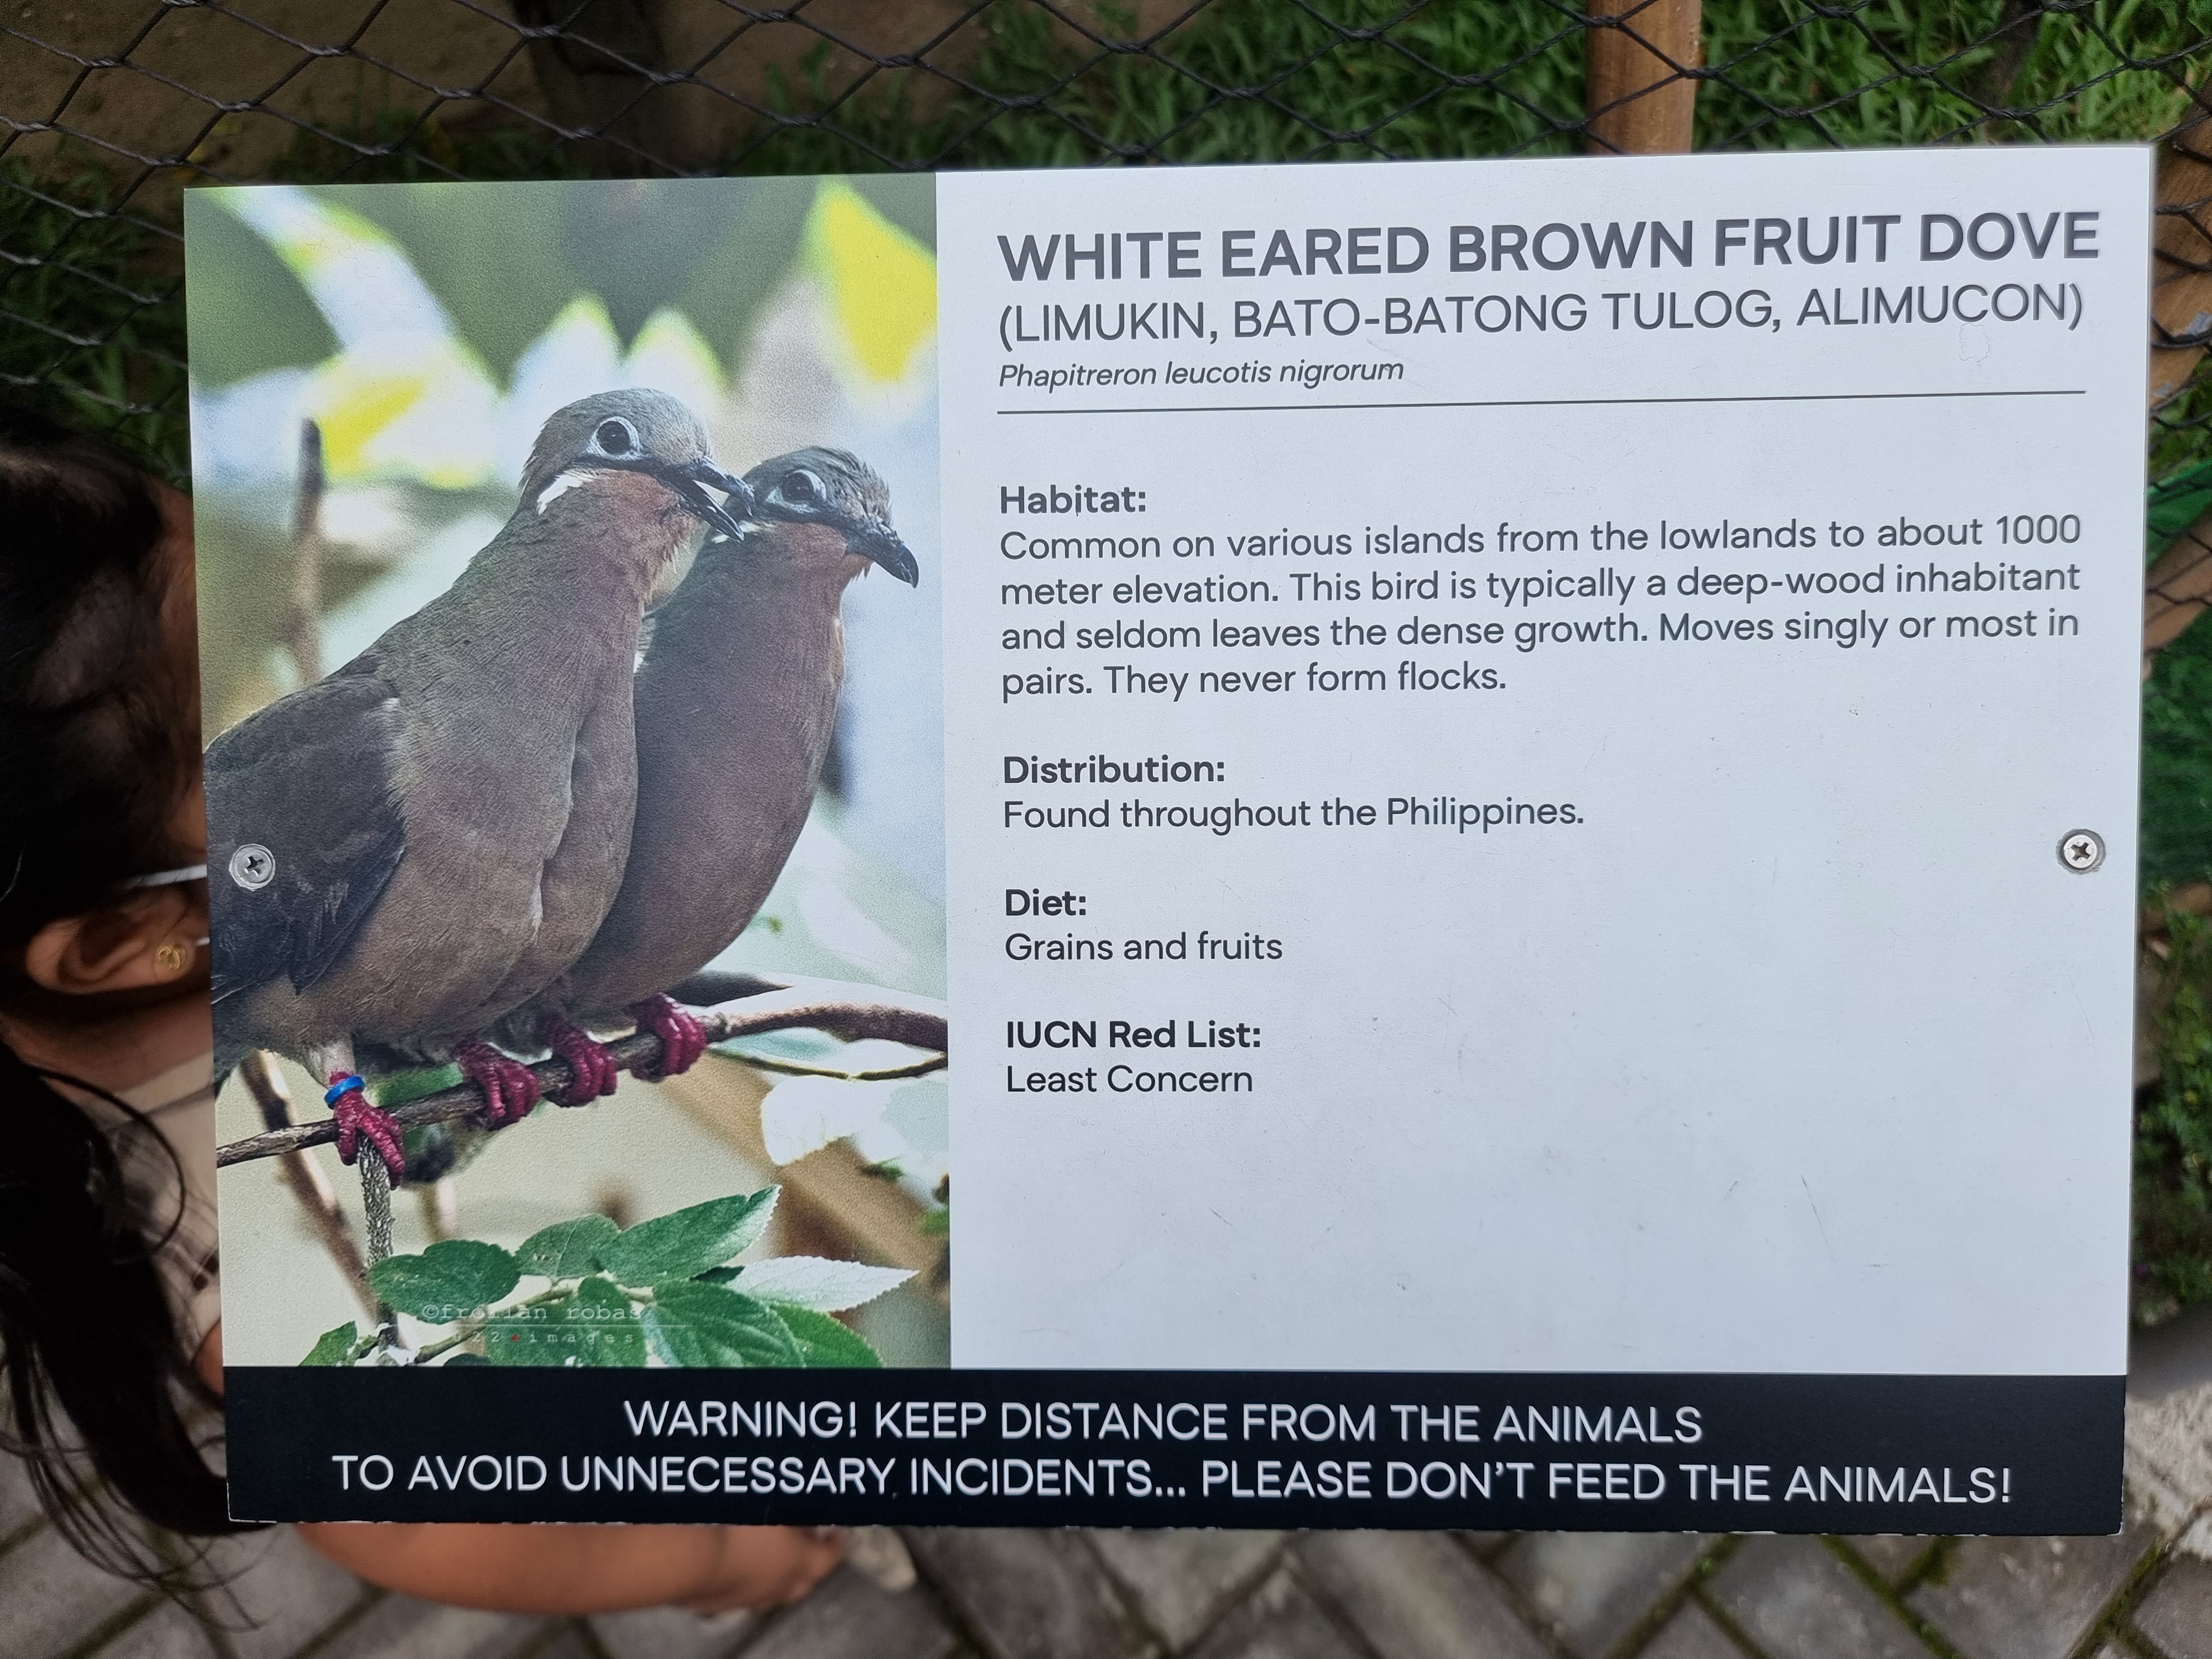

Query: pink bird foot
[[452, 1037, 541, 1128], [327, 1072, 405, 1184], [627, 994, 707, 1081], [539, 1014, 620, 1106]]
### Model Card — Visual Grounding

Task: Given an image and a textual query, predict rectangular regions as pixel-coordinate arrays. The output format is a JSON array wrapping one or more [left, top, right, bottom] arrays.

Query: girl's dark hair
[[0, 404, 236, 1575]]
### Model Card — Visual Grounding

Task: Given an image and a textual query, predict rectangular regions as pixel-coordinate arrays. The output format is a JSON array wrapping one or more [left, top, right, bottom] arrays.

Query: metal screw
[[2057, 830, 2104, 873], [228, 842, 276, 890]]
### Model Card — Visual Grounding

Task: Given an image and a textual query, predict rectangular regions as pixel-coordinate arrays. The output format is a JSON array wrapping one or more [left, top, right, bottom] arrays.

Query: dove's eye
[[593, 419, 638, 456], [781, 469, 823, 507]]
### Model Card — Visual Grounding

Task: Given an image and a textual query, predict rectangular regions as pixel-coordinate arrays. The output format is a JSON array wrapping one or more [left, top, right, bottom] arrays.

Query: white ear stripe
[[534, 468, 601, 515]]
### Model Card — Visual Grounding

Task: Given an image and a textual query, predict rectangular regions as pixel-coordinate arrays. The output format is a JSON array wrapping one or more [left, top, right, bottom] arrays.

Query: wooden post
[[2143, 98, 2212, 675], [2151, 106, 2212, 412], [1584, 0, 1702, 156], [2145, 509, 2212, 672]]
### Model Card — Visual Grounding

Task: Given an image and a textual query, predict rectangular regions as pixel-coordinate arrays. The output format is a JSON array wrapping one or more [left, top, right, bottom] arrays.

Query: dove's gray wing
[[206, 666, 407, 1004]]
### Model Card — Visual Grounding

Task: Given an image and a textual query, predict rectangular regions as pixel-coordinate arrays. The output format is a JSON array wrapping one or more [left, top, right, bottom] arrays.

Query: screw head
[[228, 842, 275, 890], [2057, 830, 2105, 873]]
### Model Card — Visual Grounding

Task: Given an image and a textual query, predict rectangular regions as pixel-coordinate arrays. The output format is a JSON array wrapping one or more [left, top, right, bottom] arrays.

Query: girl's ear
[[22, 891, 202, 997]]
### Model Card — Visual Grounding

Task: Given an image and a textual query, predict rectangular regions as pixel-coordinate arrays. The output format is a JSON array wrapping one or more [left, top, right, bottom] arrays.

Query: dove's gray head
[[519, 389, 754, 539], [742, 447, 919, 586]]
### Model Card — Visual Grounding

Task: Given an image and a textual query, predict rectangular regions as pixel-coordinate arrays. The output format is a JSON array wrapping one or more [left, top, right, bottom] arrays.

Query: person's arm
[[296, 1517, 841, 1615], [195, 1322, 842, 1614]]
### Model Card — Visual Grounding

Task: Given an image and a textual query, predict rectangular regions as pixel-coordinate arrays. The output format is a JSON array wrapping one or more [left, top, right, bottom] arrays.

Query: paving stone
[[1843, 1536, 1934, 1584], [92, 1598, 220, 1659], [906, 1528, 1152, 1659], [1498, 1531, 1708, 1656], [2133, 1552, 2212, 1659], [1637, 1600, 1743, 1659], [1296, 1531, 1550, 1659], [1186, 1564, 1364, 1659], [1705, 1536, 1926, 1659], [521, 1628, 600, 1659], [194, 1523, 375, 1658], [0, 1522, 155, 1659], [1088, 1530, 1286, 1648], [2182, 1514, 2212, 1561], [735, 1560, 956, 1659], [309, 1592, 556, 1659], [1906, 1523, 2161, 1659], [589, 1602, 753, 1659]]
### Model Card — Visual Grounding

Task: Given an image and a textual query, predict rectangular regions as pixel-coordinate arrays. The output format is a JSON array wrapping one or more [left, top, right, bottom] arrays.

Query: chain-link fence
[[2, 2, 2205, 474]]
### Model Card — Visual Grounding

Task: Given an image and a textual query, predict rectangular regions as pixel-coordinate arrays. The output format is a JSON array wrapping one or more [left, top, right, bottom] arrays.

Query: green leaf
[[734, 1256, 912, 1312], [770, 1303, 883, 1368], [641, 1280, 800, 1368], [302, 1322, 358, 1366], [515, 1214, 620, 1279], [567, 1275, 648, 1367], [375, 1062, 463, 1107], [692, 1266, 742, 1285], [484, 1292, 576, 1367], [598, 1189, 777, 1286], [485, 1277, 649, 1368], [369, 1239, 521, 1324], [442, 1353, 492, 1366]]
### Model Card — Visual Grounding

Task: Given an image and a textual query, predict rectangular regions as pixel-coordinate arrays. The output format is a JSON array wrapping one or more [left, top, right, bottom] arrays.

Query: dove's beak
[[668, 459, 755, 540], [855, 522, 920, 587]]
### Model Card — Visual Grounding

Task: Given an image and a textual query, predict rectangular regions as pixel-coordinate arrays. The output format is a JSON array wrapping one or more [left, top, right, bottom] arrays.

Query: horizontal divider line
[[996, 389, 2087, 416]]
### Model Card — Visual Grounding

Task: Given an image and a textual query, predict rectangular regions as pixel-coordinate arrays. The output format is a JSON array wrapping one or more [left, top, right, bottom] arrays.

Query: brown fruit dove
[[500, 446, 918, 1094], [208, 389, 754, 1181]]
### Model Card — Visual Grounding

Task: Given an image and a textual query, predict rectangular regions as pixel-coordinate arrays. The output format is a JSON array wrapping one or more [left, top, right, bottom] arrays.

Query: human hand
[[679, 1525, 844, 1613]]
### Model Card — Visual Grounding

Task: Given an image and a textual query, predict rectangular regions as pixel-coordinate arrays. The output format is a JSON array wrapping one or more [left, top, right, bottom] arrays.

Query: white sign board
[[200, 149, 2148, 1532]]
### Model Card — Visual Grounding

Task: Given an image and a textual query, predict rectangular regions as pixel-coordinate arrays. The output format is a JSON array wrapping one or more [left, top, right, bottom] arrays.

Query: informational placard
[[194, 146, 2148, 1535]]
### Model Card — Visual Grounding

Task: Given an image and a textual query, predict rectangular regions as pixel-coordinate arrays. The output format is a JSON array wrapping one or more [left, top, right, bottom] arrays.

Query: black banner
[[226, 1368, 2122, 1534]]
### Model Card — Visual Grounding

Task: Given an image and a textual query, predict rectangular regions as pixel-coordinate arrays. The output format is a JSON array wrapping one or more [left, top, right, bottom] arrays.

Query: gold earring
[[154, 940, 191, 977]]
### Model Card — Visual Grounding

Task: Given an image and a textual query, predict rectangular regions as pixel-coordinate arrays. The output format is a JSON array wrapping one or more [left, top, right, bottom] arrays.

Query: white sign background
[[937, 149, 2150, 1376]]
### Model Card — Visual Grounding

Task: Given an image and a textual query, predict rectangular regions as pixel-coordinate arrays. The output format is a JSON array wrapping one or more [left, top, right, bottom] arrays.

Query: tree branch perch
[[236, 1051, 377, 1317], [216, 993, 948, 1168]]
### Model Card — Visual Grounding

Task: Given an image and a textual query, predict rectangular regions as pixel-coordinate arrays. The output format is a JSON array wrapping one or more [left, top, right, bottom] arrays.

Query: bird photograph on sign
[[183, 175, 948, 1372]]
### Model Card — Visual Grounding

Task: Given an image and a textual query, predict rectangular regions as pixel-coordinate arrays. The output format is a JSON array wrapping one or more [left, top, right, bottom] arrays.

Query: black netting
[[3, 3, 2207, 482]]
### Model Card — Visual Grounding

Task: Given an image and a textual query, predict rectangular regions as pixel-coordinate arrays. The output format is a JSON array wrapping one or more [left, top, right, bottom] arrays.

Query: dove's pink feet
[[539, 1014, 620, 1105], [452, 1037, 541, 1128], [327, 1072, 405, 1183], [627, 994, 707, 1081]]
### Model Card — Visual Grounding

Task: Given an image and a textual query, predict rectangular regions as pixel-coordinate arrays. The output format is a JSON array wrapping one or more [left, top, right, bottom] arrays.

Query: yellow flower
[[806, 181, 935, 385]]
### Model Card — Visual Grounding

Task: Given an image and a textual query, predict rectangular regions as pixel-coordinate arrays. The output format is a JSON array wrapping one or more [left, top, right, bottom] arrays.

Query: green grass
[[740, 0, 1590, 170], [2137, 907, 2212, 1323], [726, 0, 2202, 170], [2145, 593, 2212, 891], [1697, 0, 2203, 151], [2154, 375, 2212, 499], [0, 158, 186, 474]]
